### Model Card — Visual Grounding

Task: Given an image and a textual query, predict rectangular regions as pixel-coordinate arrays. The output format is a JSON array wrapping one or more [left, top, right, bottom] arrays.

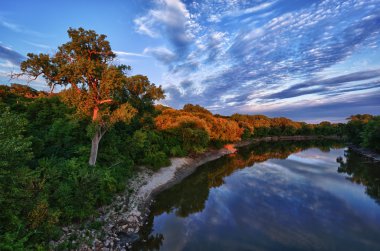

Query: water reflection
[[154, 140, 344, 218], [338, 148, 380, 203], [133, 140, 380, 251]]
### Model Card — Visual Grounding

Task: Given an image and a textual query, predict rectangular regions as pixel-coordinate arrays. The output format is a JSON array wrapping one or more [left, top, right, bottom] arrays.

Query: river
[[132, 140, 380, 251]]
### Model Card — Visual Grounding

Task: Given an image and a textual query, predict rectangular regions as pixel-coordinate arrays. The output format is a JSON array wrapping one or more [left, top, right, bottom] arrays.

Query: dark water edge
[[132, 140, 380, 251]]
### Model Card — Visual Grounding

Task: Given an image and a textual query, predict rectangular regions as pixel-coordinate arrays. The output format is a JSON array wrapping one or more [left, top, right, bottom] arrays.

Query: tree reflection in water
[[132, 140, 344, 250], [337, 149, 380, 203]]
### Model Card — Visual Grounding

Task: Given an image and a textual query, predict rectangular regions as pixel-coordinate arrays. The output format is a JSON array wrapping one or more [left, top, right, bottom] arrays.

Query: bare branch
[[98, 99, 113, 104]]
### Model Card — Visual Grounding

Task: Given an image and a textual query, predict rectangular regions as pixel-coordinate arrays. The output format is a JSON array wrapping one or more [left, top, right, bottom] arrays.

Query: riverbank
[[53, 147, 236, 250], [348, 145, 380, 162], [53, 135, 342, 250], [108, 146, 237, 250]]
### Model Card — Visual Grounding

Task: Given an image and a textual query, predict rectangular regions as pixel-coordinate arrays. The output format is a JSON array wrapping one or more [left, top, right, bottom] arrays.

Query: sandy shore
[[53, 135, 343, 250], [110, 147, 235, 249], [53, 147, 235, 250]]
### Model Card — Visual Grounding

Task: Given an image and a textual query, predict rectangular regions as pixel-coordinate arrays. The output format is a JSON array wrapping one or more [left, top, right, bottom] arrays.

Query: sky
[[0, 0, 380, 123]]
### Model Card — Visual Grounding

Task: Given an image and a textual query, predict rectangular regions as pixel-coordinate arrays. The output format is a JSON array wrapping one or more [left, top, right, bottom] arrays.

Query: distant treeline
[[0, 83, 378, 250], [154, 103, 345, 147]]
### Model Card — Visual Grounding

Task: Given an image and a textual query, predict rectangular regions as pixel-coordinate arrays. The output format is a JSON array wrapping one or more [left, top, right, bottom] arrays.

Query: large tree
[[17, 28, 164, 165]]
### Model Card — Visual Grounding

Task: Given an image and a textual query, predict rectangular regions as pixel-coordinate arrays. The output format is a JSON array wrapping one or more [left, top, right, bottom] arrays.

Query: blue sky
[[1, 0, 380, 122]]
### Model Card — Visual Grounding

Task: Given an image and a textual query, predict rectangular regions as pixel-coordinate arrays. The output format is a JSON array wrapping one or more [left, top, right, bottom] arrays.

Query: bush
[[143, 151, 171, 170], [170, 145, 187, 157], [361, 117, 380, 153]]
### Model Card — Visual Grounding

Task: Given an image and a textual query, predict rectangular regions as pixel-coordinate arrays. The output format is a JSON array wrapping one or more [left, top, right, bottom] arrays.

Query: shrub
[[143, 151, 170, 170], [361, 116, 380, 153]]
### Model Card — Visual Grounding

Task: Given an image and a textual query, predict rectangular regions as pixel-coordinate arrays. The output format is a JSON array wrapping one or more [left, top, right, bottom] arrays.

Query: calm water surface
[[133, 141, 380, 251]]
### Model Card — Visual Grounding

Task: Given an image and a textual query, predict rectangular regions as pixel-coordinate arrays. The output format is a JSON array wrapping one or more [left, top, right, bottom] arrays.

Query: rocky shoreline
[[53, 147, 236, 250], [53, 135, 343, 250], [348, 145, 380, 162]]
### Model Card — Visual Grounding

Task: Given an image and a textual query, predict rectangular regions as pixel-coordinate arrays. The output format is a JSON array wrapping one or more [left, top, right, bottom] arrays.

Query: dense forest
[[1, 28, 379, 250]]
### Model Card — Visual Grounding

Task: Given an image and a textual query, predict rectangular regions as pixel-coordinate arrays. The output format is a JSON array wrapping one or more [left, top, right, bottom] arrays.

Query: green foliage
[[143, 151, 170, 170], [182, 104, 212, 115], [346, 114, 373, 145], [164, 124, 210, 154], [129, 129, 171, 169], [0, 107, 33, 168], [344, 114, 380, 153], [0, 155, 133, 249], [19, 27, 169, 165], [361, 116, 380, 153], [38, 158, 132, 222]]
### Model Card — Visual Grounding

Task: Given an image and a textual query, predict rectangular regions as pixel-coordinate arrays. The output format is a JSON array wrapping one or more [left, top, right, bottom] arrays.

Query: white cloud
[[135, 0, 380, 120], [134, 0, 192, 38], [134, 15, 159, 37], [0, 60, 18, 68], [0, 20, 21, 32], [143, 46, 177, 64], [24, 41, 52, 50], [227, 1, 277, 18], [0, 17, 45, 37], [114, 50, 147, 57], [133, 0, 197, 61]]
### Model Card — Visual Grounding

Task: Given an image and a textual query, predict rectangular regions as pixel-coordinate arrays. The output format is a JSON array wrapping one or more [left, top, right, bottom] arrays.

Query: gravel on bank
[[53, 135, 343, 250], [53, 147, 235, 250], [348, 145, 380, 162]]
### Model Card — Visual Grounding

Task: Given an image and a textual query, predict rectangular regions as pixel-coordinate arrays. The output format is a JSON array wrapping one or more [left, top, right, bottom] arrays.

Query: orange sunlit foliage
[[224, 144, 237, 153], [155, 106, 243, 142], [155, 104, 342, 142]]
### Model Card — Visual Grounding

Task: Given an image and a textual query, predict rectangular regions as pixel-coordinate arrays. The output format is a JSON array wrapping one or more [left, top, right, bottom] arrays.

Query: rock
[[62, 227, 68, 232], [105, 239, 110, 247]]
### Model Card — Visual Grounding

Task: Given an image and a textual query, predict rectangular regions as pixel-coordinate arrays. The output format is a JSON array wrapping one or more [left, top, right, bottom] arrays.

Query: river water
[[133, 140, 380, 251]]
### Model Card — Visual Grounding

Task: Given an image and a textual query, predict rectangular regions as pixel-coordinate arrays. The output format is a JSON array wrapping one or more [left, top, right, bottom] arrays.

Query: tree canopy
[[17, 27, 164, 165]]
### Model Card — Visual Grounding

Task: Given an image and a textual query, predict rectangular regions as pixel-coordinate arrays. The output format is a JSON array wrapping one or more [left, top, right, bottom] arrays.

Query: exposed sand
[[54, 135, 343, 250]]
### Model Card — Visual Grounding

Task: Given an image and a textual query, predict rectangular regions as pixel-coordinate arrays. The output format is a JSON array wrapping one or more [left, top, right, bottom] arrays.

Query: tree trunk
[[89, 128, 103, 166]]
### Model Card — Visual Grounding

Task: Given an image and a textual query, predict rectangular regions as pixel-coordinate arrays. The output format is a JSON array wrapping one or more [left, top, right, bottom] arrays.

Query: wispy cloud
[[24, 41, 51, 50], [1, 20, 22, 32], [0, 45, 25, 65], [136, 0, 380, 121], [0, 17, 46, 37], [265, 69, 380, 100], [258, 91, 380, 123], [143, 47, 177, 64], [114, 50, 147, 57], [134, 0, 197, 61], [226, 0, 278, 18]]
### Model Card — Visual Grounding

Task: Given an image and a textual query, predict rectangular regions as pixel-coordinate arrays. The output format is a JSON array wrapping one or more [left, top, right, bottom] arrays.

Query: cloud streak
[[135, 0, 380, 121], [134, 0, 196, 61], [0, 45, 25, 65], [265, 69, 380, 100]]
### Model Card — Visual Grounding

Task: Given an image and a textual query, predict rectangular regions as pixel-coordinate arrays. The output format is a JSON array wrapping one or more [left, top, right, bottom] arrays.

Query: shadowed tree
[[0, 107, 33, 168], [16, 28, 164, 165]]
